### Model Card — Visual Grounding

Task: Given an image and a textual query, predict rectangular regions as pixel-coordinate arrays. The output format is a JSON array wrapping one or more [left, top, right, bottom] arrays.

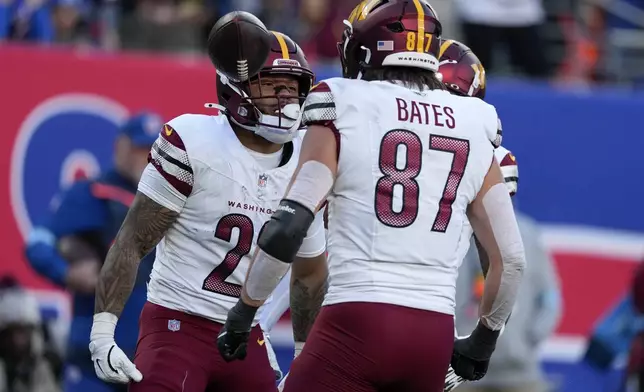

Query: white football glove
[[277, 341, 304, 392], [444, 364, 466, 391], [89, 312, 143, 384]]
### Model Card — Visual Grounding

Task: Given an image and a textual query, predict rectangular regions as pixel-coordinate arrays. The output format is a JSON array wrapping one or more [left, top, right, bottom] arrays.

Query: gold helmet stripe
[[439, 39, 454, 58], [271, 31, 290, 60], [412, 0, 427, 53]]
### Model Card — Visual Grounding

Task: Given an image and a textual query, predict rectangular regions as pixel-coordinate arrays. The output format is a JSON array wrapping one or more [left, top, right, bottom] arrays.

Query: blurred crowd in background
[[1, 0, 644, 86]]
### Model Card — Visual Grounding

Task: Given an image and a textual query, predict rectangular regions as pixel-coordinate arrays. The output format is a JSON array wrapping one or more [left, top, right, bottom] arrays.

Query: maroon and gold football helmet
[[438, 39, 486, 99], [338, 0, 443, 79], [215, 31, 314, 144]]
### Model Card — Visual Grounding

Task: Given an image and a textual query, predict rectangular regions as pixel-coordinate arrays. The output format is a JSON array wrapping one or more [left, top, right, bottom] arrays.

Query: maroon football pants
[[128, 302, 276, 392], [283, 302, 454, 392]]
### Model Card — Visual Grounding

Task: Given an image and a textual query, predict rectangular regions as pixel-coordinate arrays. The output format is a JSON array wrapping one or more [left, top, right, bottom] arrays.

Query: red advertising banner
[[1, 44, 216, 289]]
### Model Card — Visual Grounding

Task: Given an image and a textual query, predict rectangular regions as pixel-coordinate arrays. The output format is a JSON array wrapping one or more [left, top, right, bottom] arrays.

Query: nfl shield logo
[[168, 319, 181, 332], [258, 174, 268, 188]]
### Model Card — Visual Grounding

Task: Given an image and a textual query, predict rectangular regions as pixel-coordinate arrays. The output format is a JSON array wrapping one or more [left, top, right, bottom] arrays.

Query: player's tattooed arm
[[290, 253, 328, 342], [95, 192, 178, 316]]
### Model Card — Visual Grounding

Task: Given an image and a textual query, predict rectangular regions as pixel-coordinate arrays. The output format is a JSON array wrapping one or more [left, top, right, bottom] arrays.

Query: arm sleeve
[[138, 124, 195, 213], [296, 209, 326, 258], [478, 183, 526, 330], [25, 182, 107, 286], [259, 268, 292, 333]]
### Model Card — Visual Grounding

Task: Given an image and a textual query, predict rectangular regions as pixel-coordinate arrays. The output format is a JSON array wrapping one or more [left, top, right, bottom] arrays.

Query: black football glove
[[217, 300, 258, 362], [450, 322, 500, 381]]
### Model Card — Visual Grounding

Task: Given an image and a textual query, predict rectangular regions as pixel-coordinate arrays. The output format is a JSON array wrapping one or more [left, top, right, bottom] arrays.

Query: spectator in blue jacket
[[0, 0, 54, 42], [24, 112, 162, 392]]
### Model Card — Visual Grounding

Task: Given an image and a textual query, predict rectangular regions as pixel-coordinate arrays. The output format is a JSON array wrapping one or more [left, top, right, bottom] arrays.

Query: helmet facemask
[[211, 65, 312, 144]]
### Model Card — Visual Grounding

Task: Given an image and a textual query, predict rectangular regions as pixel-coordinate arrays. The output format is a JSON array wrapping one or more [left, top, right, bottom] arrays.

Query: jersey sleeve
[[296, 209, 326, 258], [494, 146, 518, 196], [301, 81, 338, 126], [138, 123, 194, 213], [483, 104, 502, 148], [492, 116, 503, 148]]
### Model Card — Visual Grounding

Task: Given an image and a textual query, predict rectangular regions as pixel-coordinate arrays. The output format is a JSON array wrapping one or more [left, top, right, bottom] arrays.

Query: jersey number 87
[[375, 129, 470, 232]]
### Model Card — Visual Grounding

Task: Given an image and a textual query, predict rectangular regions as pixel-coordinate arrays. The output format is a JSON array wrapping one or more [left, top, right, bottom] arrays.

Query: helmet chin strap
[[357, 45, 372, 80]]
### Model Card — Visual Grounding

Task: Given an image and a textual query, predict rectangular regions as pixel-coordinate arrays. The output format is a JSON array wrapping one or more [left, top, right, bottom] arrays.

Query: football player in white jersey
[[217, 1, 526, 391], [263, 36, 520, 392], [87, 24, 327, 392]]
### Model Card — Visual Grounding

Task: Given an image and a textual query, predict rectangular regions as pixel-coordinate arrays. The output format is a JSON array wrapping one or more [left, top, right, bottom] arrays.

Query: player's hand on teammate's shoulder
[[450, 321, 500, 381], [89, 313, 143, 384], [217, 300, 259, 362]]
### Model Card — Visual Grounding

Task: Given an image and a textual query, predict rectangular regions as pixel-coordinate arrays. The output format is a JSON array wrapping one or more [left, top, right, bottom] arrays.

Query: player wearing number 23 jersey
[[88, 28, 326, 392], [220, 2, 525, 392]]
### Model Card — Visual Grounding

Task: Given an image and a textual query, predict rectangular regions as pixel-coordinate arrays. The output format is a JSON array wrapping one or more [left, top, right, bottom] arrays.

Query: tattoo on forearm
[[290, 278, 328, 342], [95, 192, 178, 316]]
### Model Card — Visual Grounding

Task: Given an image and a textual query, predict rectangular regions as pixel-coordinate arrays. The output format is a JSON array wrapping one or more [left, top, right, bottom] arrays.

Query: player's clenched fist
[[89, 313, 142, 384], [217, 300, 258, 362]]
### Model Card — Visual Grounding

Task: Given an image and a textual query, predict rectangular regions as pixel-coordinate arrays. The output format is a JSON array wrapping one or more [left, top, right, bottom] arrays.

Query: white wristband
[[90, 312, 118, 341], [294, 341, 305, 358]]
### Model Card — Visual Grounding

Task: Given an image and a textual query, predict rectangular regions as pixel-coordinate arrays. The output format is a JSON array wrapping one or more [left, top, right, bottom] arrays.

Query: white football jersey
[[138, 114, 326, 325], [301, 78, 498, 316]]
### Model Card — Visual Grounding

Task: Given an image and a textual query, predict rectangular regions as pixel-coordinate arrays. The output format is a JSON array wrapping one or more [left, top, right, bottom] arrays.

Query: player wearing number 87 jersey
[[219, 1, 526, 392], [88, 25, 326, 392]]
